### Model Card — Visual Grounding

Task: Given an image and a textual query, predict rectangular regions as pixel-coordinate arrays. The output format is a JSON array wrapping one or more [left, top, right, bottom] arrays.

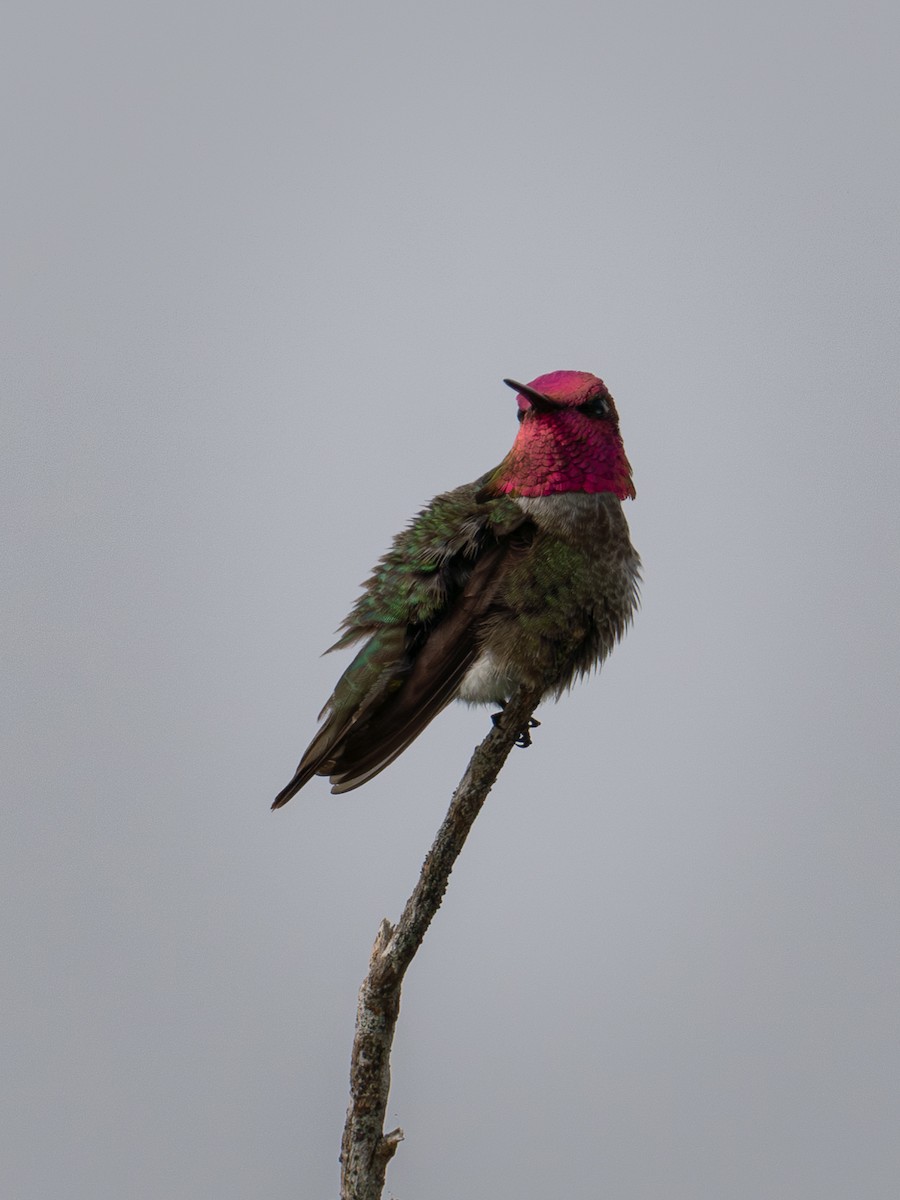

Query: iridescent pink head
[[487, 370, 635, 500]]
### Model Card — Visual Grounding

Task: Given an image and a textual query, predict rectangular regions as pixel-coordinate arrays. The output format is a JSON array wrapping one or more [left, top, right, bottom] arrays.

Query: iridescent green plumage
[[330, 481, 527, 647]]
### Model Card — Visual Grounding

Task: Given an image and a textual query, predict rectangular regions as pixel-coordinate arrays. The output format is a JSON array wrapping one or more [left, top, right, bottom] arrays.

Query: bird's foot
[[514, 716, 541, 748], [491, 706, 541, 748]]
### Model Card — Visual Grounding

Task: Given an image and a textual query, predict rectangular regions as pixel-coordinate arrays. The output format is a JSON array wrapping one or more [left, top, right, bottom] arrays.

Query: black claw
[[491, 709, 541, 748], [514, 718, 541, 748]]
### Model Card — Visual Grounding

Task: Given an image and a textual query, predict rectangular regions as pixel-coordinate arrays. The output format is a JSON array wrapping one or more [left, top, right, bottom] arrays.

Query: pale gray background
[[4, 1, 899, 1197]]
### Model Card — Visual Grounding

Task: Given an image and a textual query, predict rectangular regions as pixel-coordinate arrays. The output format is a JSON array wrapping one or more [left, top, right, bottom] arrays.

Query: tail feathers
[[271, 699, 365, 808], [271, 761, 322, 809], [271, 631, 409, 808], [271, 653, 462, 804]]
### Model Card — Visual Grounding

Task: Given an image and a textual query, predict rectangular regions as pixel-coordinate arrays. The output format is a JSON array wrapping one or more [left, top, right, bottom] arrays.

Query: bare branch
[[339, 684, 543, 1200]]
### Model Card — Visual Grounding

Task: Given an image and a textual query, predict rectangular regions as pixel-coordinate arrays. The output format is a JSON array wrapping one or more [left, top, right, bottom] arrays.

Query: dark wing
[[272, 501, 532, 804]]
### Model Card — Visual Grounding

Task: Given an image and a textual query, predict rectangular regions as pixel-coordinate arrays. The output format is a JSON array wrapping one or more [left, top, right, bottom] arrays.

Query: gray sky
[[4, 1, 899, 1197]]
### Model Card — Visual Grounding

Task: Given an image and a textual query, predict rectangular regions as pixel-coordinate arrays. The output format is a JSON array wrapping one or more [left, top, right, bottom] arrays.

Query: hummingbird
[[272, 370, 640, 806]]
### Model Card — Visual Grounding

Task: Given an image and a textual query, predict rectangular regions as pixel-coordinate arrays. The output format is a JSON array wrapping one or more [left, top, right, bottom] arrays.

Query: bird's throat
[[489, 422, 635, 500]]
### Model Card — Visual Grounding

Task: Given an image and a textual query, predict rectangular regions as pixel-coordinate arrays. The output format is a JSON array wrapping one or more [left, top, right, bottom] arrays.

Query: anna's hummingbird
[[272, 370, 639, 806]]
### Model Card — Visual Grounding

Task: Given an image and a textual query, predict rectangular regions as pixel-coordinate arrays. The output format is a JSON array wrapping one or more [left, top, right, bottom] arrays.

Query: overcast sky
[[4, 1, 899, 1197]]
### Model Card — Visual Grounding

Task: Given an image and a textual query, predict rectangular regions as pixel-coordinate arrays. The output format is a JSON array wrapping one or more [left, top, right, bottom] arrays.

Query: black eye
[[579, 394, 610, 419], [517, 408, 526, 422]]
